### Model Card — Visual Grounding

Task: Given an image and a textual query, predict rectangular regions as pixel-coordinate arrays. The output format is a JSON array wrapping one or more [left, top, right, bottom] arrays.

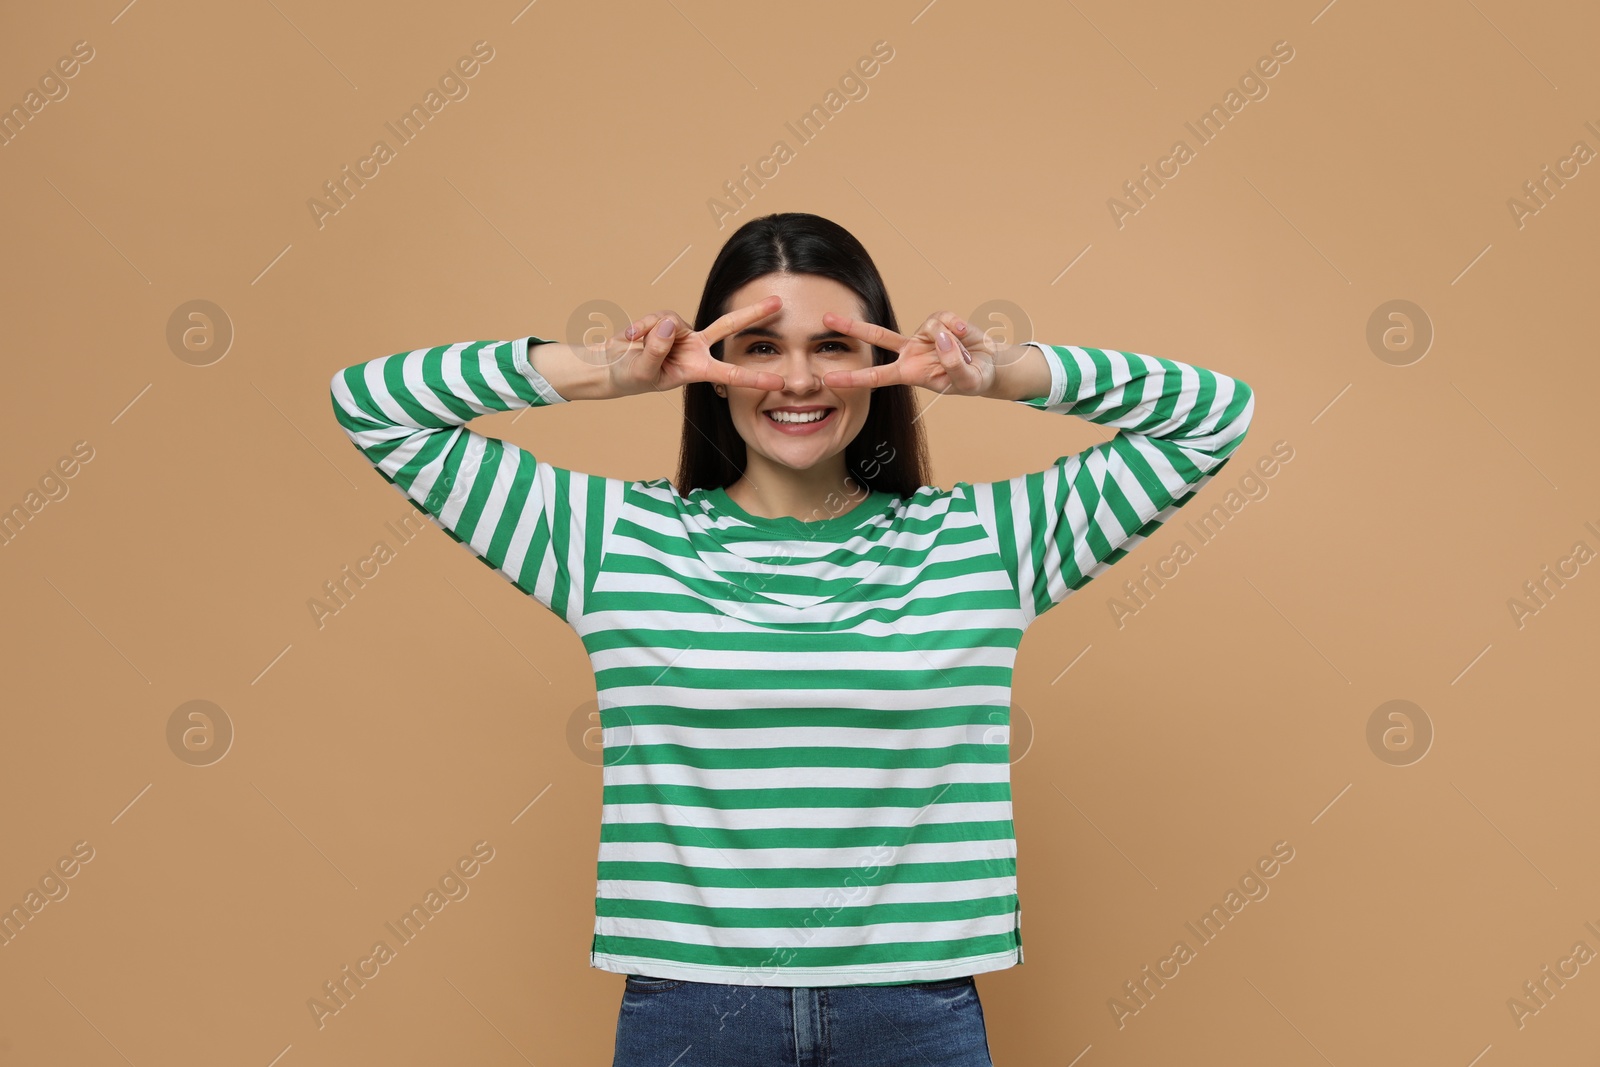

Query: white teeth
[[767, 409, 830, 424]]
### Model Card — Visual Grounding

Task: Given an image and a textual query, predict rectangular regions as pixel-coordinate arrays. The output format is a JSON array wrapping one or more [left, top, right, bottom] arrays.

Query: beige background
[[2, 0, 1597, 1063]]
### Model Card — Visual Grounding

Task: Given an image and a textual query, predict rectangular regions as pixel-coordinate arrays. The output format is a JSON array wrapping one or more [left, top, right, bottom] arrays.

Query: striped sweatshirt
[[329, 334, 1254, 987]]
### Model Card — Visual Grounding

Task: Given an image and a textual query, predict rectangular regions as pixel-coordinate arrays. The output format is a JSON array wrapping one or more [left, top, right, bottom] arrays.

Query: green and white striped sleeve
[[328, 334, 609, 626], [976, 342, 1255, 627]]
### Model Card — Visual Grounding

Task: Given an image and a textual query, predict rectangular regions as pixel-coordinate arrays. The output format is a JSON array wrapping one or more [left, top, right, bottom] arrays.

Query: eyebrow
[[731, 327, 853, 342]]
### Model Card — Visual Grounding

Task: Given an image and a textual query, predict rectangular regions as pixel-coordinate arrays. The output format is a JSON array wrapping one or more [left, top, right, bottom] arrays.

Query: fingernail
[[656, 319, 673, 337], [936, 330, 950, 351], [961, 346, 973, 365]]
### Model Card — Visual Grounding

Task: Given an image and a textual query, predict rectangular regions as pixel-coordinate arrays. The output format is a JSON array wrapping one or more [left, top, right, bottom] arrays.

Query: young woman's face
[[719, 272, 877, 474]]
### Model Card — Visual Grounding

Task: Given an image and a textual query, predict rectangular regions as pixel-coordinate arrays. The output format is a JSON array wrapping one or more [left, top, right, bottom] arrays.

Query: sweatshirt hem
[[589, 946, 1021, 987]]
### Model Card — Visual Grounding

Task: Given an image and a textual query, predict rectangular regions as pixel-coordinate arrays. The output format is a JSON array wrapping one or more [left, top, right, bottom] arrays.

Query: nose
[[778, 349, 822, 394]]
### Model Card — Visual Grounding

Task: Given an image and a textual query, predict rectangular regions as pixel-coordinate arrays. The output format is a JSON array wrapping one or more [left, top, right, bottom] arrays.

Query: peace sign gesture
[[605, 296, 790, 398], [818, 311, 1000, 396]]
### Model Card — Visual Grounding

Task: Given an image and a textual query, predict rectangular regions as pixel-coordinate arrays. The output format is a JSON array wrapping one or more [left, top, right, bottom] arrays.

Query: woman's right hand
[[600, 297, 790, 398]]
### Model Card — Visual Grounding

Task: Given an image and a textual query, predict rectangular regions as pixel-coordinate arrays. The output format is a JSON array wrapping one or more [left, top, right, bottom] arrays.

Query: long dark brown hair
[[674, 212, 931, 499]]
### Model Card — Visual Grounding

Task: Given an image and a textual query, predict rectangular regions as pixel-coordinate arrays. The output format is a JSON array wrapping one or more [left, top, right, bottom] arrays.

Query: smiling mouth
[[765, 408, 835, 424]]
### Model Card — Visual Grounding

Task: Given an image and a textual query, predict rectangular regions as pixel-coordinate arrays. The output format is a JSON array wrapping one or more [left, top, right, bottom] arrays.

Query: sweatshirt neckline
[[704, 484, 897, 537]]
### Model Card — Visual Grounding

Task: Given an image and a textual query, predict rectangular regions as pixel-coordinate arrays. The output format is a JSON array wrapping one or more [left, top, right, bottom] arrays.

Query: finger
[[936, 329, 983, 391], [623, 311, 667, 341], [821, 360, 904, 390], [695, 348, 784, 390], [935, 313, 978, 357], [823, 311, 909, 353], [703, 359, 786, 392], [698, 295, 782, 347], [639, 315, 678, 370], [942, 313, 1002, 363], [916, 312, 961, 343]]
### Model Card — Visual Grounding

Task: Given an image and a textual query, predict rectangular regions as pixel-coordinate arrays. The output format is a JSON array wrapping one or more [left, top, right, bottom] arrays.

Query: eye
[[744, 341, 855, 355]]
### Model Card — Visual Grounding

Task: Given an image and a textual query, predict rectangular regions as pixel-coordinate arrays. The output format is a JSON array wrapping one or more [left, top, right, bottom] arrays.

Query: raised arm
[[327, 301, 793, 625], [973, 341, 1255, 627], [328, 335, 613, 625]]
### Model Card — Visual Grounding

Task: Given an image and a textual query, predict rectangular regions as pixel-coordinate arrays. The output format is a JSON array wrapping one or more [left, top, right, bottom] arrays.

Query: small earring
[[715, 385, 726, 397]]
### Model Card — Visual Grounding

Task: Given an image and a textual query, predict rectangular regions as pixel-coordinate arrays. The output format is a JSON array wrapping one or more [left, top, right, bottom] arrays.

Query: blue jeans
[[611, 973, 995, 1066]]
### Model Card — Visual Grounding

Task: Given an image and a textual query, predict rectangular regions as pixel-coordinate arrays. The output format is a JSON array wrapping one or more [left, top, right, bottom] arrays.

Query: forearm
[[526, 339, 615, 402], [330, 335, 574, 512], [1009, 341, 1254, 459], [329, 335, 599, 625], [984, 342, 1054, 402], [977, 341, 1253, 623]]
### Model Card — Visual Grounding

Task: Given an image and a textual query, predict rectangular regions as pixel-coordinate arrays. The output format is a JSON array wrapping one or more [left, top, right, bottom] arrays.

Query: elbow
[[329, 362, 357, 398], [328, 366, 349, 418], [329, 364, 366, 437], [1200, 376, 1254, 464], [1227, 376, 1256, 439]]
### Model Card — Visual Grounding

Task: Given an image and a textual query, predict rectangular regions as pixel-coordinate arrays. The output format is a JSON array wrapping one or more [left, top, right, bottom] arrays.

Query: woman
[[329, 212, 1254, 1066]]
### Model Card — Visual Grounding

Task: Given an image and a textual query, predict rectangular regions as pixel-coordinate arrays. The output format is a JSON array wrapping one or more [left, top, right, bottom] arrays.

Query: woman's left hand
[[819, 311, 999, 396]]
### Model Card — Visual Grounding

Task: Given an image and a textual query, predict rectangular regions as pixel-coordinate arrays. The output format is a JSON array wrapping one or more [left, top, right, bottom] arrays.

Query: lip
[[763, 406, 837, 434]]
